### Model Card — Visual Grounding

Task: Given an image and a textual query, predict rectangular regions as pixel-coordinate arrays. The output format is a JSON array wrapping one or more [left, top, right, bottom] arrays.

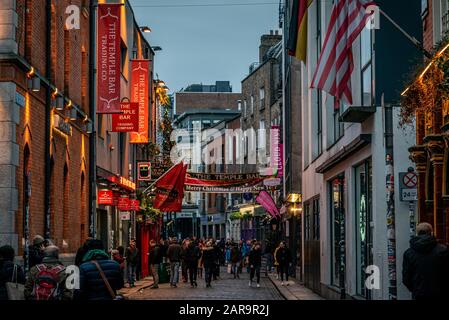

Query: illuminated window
[[329, 175, 345, 288]]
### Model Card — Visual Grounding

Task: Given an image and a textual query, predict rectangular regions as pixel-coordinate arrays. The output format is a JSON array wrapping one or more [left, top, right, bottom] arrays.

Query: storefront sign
[[138, 162, 152, 181], [120, 212, 131, 221], [98, 189, 113, 205], [130, 60, 150, 143], [118, 196, 130, 211], [97, 4, 121, 114], [130, 200, 140, 211], [263, 177, 282, 187], [112, 102, 139, 132]]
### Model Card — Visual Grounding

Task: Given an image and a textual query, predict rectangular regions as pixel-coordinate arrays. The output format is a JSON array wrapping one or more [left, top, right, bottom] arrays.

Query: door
[[304, 197, 321, 294]]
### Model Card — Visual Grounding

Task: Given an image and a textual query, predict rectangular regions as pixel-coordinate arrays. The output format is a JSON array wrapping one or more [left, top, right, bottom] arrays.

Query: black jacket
[[249, 248, 262, 267], [276, 247, 292, 266], [184, 244, 201, 264], [74, 256, 124, 301], [0, 261, 26, 300], [403, 235, 449, 300], [201, 247, 216, 267], [148, 245, 163, 265], [167, 244, 182, 262], [125, 247, 139, 266], [28, 246, 44, 269]]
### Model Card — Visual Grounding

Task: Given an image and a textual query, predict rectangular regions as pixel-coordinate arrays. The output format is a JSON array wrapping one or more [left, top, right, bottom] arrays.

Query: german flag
[[287, 0, 313, 63]]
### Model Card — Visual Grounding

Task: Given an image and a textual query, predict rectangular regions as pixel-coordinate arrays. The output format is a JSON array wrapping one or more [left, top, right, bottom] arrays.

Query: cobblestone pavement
[[127, 267, 285, 300]]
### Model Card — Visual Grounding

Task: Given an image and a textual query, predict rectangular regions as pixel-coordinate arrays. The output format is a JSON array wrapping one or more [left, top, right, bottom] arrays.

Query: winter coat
[[24, 257, 71, 301], [74, 251, 124, 301], [0, 261, 26, 300], [125, 246, 139, 266], [249, 248, 262, 267], [231, 246, 242, 263], [167, 244, 182, 263], [276, 247, 292, 266], [28, 245, 44, 269], [112, 252, 125, 270], [402, 235, 449, 300], [148, 245, 163, 265], [201, 247, 216, 267], [184, 244, 201, 264]]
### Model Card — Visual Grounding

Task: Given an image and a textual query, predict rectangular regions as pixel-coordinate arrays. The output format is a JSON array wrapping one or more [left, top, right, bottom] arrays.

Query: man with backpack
[[24, 245, 70, 301]]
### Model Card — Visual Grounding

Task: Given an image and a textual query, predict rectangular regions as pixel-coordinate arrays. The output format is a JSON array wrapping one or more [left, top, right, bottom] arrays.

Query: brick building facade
[[0, 0, 91, 261], [409, 0, 449, 245]]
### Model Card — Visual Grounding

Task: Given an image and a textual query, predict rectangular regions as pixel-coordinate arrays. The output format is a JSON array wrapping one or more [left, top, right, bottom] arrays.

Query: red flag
[[153, 162, 187, 212]]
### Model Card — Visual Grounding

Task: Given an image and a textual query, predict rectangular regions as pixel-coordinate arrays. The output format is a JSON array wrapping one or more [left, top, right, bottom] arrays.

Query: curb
[[267, 274, 294, 301]]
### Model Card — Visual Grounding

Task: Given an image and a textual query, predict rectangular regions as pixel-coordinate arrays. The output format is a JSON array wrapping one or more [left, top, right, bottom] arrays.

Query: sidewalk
[[267, 273, 324, 300], [118, 277, 154, 297]]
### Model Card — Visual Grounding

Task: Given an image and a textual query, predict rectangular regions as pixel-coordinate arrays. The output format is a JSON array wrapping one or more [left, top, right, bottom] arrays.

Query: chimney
[[259, 30, 282, 62]]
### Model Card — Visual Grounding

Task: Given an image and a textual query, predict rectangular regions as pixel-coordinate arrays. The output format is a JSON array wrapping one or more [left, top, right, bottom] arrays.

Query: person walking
[[202, 241, 216, 288], [24, 245, 70, 300], [125, 239, 139, 288], [264, 239, 274, 275], [403, 223, 449, 300], [181, 239, 189, 283], [273, 243, 281, 279], [167, 238, 182, 288], [184, 240, 201, 288], [197, 240, 204, 279], [230, 243, 242, 279], [148, 240, 163, 289], [276, 241, 292, 286], [248, 242, 262, 288], [0, 245, 25, 301], [213, 240, 221, 280], [74, 239, 124, 300], [28, 235, 46, 269], [112, 248, 125, 280]]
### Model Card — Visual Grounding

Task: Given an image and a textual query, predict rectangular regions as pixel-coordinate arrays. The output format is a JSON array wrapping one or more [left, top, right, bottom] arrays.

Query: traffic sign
[[399, 169, 418, 202]]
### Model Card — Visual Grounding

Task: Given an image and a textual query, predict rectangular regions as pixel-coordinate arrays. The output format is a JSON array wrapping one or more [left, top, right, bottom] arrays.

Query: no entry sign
[[399, 169, 418, 202]]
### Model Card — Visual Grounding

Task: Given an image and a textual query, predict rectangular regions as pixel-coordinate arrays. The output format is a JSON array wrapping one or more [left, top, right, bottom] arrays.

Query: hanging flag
[[287, 0, 313, 63], [130, 60, 150, 144], [97, 4, 121, 114], [256, 191, 280, 218], [311, 0, 375, 108], [153, 162, 187, 212], [111, 102, 139, 132]]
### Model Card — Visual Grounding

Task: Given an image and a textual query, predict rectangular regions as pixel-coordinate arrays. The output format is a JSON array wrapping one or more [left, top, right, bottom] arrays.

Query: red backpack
[[32, 264, 66, 300]]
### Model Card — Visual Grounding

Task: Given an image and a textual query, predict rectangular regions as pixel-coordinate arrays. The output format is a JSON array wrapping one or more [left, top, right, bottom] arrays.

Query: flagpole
[[378, 8, 432, 59]]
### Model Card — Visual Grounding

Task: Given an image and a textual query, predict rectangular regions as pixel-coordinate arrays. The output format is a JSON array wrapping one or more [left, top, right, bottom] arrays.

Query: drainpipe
[[384, 100, 397, 300], [44, 0, 52, 240], [88, 0, 98, 238]]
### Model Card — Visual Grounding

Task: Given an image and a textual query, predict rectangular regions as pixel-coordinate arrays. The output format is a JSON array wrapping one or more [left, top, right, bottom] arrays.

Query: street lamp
[[140, 26, 152, 33]]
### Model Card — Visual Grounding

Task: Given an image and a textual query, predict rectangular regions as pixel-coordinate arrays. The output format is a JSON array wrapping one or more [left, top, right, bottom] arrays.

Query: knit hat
[[32, 235, 45, 246]]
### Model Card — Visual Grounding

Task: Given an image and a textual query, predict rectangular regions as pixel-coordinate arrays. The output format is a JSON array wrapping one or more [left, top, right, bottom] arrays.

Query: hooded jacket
[[402, 235, 449, 300]]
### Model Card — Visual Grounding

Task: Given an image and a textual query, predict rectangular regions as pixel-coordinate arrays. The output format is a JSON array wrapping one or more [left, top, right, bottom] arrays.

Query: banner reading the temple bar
[[130, 60, 150, 143], [111, 102, 139, 132], [97, 4, 121, 114]]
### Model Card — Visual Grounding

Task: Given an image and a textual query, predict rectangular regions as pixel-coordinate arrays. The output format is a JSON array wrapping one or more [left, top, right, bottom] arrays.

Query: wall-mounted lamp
[[27, 76, 41, 92], [55, 96, 65, 111], [69, 108, 78, 121], [86, 122, 93, 134]]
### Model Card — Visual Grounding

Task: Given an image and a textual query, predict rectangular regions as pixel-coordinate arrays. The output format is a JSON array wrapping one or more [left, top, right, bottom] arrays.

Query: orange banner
[[130, 60, 150, 143]]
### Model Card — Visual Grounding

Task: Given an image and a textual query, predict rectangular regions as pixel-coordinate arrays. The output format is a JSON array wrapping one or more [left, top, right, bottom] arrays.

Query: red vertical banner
[[97, 4, 121, 114], [130, 60, 150, 143]]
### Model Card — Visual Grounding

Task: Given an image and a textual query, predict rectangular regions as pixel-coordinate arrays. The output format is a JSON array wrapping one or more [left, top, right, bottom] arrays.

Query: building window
[[355, 160, 373, 299], [260, 87, 265, 110], [361, 27, 373, 106], [313, 198, 320, 240], [120, 40, 127, 74], [435, 0, 449, 43], [330, 175, 345, 288], [250, 95, 254, 115]]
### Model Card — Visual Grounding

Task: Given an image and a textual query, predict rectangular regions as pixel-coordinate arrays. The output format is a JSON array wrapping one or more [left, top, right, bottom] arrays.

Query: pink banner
[[270, 126, 283, 178], [256, 191, 280, 218]]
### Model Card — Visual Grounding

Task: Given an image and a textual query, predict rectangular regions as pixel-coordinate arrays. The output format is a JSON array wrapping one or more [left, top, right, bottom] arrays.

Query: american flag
[[311, 0, 376, 107]]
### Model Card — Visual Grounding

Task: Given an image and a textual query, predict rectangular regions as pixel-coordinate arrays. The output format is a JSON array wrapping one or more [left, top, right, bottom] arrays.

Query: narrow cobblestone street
[[127, 268, 284, 300]]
